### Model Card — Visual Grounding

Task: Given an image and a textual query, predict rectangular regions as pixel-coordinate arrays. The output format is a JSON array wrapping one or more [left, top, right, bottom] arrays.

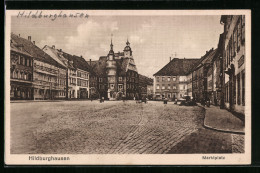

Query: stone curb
[[197, 105, 245, 135]]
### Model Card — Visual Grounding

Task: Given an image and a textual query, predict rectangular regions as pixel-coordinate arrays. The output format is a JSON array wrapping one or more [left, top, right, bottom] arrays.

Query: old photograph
[[5, 10, 251, 165]]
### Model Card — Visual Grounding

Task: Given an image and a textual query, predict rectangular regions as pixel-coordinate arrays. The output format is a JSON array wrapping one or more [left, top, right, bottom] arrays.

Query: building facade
[[192, 49, 217, 103], [139, 74, 153, 100], [211, 33, 225, 107], [11, 34, 67, 100], [154, 58, 199, 100], [10, 38, 34, 100], [89, 39, 139, 100], [187, 72, 193, 97], [221, 15, 245, 115], [43, 46, 91, 99]]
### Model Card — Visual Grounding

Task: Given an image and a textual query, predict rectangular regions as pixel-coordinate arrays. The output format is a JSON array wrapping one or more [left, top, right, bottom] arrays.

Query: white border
[[5, 10, 251, 165]]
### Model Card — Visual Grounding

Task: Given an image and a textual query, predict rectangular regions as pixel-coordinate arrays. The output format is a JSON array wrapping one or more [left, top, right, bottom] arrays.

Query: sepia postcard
[[5, 10, 251, 165]]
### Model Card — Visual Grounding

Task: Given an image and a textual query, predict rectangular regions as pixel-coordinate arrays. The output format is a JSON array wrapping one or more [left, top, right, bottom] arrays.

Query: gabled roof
[[192, 49, 218, 71], [60, 51, 95, 74], [139, 74, 153, 87], [114, 58, 128, 76], [11, 40, 33, 58], [153, 58, 200, 76], [42, 45, 69, 68], [86, 60, 98, 68], [88, 57, 107, 77], [11, 33, 65, 69], [72, 55, 95, 74]]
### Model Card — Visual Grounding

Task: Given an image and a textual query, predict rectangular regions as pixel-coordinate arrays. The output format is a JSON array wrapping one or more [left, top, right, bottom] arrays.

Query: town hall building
[[88, 39, 139, 100]]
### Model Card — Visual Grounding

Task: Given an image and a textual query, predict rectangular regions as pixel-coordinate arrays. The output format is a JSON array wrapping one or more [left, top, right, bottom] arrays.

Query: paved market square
[[10, 100, 244, 154]]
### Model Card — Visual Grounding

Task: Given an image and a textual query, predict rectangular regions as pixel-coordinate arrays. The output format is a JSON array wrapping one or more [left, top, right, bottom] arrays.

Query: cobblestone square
[[11, 101, 244, 154]]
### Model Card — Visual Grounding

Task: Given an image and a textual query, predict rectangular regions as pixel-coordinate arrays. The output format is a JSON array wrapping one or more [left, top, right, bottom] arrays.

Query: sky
[[11, 14, 223, 78]]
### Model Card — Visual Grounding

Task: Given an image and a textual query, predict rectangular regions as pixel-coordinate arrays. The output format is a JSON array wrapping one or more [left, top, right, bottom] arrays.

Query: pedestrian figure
[[201, 98, 205, 106], [206, 97, 210, 107], [164, 97, 168, 104]]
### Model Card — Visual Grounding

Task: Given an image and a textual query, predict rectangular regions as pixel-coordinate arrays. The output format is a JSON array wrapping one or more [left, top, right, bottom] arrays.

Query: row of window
[[34, 73, 66, 87], [193, 80, 203, 89], [193, 68, 203, 80], [59, 91, 66, 96], [127, 84, 137, 90], [77, 79, 88, 87], [77, 71, 89, 79], [156, 76, 177, 82], [156, 93, 178, 99], [11, 53, 33, 67], [127, 77, 138, 83], [35, 64, 58, 74], [156, 84, 179, 90], [98, 83, 137, 90], [128, 71, 138, 77], [10, 86, 32, 99], [35, 61, 58, 71], [69, 78, 77, 85], [69, 69, 77, 76], [11, 70, 32, 81], [34, 89, 65, 97], [225, 15, 245, 68], [99, 77, 125, 83]]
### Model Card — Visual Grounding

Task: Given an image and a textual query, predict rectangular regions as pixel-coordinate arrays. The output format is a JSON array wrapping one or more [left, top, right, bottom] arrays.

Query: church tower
[[106, 36, 117, 99]]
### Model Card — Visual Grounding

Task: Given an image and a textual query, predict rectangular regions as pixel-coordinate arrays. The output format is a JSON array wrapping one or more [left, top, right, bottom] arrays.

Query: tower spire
[[126, 36, 130, 45], [109, 34, 114, 55], [110, 34, 113, 51]]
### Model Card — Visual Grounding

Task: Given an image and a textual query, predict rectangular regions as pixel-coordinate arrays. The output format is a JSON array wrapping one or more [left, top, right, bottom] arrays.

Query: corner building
[[153, 58, 199, 100]]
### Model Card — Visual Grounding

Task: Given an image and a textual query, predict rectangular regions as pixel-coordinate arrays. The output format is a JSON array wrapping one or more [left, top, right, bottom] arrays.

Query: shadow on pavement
[[167, 128, 232, 154]]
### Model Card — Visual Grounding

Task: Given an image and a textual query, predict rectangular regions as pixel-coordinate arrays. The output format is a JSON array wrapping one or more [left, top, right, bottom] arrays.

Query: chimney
[[33, 41, 35, 45], [18, 34, 20, 37], [90, 59, 92, 65], [59, 49, 62, 52], [52, 45, 55, 49], [170, 57, 172, 62], [28, 36, 31, 41]]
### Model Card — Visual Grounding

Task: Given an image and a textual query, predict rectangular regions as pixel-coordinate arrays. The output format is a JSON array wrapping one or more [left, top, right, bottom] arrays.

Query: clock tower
[[106, 37, 117, 99]]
